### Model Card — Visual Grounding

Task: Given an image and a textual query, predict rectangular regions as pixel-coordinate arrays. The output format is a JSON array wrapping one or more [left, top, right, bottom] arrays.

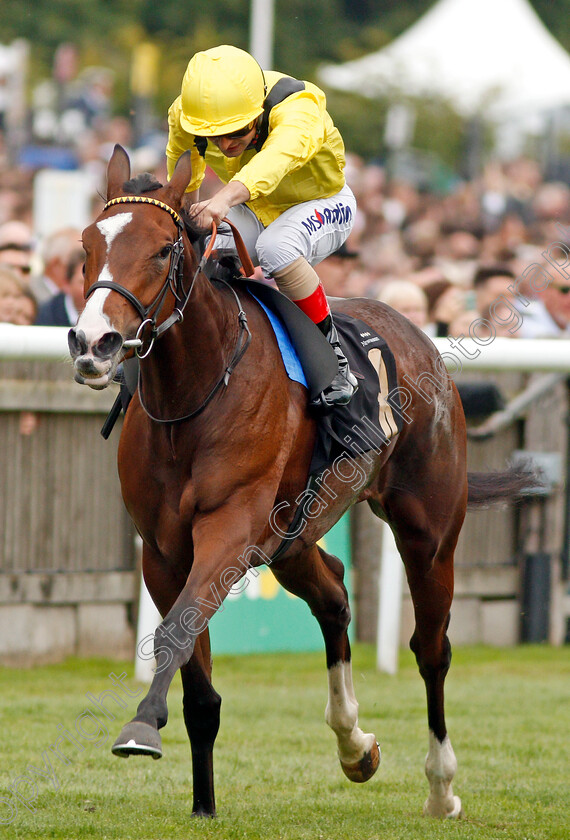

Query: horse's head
[[68, 144, 194, 389]]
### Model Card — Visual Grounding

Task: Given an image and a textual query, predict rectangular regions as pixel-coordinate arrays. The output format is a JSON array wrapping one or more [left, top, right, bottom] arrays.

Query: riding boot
[[272, 257, 358, 408], [315, 314, 358, 407]]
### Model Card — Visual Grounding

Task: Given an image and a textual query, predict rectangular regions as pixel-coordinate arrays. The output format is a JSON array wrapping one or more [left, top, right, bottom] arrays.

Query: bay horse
[[69, 145, 528, 819]]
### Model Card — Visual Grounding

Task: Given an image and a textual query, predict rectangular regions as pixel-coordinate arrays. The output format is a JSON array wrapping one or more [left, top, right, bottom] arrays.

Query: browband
[[104, 196, 182, 227], [103, 195, 255, 277]]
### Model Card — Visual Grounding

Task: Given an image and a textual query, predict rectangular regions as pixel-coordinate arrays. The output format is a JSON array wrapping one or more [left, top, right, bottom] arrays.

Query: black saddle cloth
[[309, 311, 402, 475]]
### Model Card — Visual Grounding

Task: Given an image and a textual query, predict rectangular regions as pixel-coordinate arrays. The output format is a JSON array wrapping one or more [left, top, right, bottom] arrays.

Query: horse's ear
[[164, 151, 193, 206], [106, 145, 131, 200]]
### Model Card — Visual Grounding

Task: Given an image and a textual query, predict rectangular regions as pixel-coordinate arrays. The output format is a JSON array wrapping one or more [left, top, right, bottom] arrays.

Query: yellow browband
[[104, 195, 182, 227]]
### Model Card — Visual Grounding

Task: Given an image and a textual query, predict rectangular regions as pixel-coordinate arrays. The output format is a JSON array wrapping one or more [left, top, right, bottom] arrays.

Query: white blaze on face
[[97, 212, 133, 250], [76, 212, 133, 344]]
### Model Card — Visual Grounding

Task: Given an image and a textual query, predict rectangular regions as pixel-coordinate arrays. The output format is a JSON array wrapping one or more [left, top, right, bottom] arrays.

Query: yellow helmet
[[180, 45, 266, 136]]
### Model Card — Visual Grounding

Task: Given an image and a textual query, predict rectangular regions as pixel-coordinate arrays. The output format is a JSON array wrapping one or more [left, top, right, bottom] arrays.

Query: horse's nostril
[[93, 331, 123, 359], [68, 328, 87, 357]]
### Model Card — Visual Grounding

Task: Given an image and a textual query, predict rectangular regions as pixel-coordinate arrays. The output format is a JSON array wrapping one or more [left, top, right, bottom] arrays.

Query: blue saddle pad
[[245, 283, 402, 477], [249, 291, 307, 388]]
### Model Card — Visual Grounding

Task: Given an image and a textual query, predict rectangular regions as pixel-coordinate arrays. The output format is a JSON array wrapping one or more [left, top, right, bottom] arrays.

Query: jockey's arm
[[188, 180, 250, 230]]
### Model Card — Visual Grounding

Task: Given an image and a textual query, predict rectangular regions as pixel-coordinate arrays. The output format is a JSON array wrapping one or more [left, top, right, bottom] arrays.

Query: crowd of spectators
[[315, 154, 570, 341], [1, 78, 570, 350]]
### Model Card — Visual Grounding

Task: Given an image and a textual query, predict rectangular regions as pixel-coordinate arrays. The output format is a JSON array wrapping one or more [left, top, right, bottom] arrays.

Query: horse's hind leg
[[371, 487, 463, 819], [271, 544, 379, 783], [180, 628, 221, 817]]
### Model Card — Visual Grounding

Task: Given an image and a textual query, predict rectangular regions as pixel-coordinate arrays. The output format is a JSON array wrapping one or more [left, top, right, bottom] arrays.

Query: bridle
[[86, 194, 252, 422], [85, 195, 192, 359]]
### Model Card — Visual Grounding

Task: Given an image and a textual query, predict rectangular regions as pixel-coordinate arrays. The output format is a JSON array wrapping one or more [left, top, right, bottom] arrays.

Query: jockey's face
[[210, 122, 257, 158]]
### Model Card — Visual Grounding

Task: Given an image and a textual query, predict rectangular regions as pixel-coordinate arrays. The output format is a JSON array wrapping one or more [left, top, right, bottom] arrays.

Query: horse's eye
[[158, 245, 173, 260]]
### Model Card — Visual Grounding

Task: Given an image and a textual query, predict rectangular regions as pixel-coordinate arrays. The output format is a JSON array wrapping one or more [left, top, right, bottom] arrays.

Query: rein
[[88, 194, 252, 422], [138, 276, 251, 424]]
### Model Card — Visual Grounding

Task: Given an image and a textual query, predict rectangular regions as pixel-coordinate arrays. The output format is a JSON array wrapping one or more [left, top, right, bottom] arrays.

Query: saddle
[[103, 226, 402, 475], [206, 251, 402, 474]]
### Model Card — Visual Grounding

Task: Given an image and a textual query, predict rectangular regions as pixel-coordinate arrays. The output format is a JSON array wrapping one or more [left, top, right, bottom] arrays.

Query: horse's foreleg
[[112, 544, 191, 760], [112, 585, 220, 759], [272, 545, 379, 783], [112, 503, 265, 762], [383, 490, 463, 819], [181, 629, 221, 817]]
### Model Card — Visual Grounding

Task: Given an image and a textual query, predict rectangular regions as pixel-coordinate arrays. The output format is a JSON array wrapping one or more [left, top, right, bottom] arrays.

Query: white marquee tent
[[319, 0, 570, 120]]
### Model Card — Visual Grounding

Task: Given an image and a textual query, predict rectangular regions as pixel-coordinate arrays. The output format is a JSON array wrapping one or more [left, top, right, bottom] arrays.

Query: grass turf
[[0, 644, 567, 839]]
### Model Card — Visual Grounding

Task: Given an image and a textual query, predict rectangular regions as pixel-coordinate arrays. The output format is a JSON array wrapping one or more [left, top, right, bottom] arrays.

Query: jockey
[[166, 44, 358, 407]]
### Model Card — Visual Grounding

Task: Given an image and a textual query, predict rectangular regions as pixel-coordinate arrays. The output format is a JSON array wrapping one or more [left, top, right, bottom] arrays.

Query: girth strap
[[268, 472, 320, 563]]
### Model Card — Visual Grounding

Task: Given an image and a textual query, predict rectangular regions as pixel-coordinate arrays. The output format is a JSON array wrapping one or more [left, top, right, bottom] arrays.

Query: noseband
[[85, 195, 192, 358]]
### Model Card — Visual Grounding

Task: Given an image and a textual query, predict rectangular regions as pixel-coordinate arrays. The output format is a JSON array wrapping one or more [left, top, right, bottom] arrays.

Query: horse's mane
[[123, 173, 162, 194], [122, 172, 202, 244]]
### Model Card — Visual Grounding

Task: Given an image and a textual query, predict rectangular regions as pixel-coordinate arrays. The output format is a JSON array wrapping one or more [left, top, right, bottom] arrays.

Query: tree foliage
[[2, 0, 570, 165]]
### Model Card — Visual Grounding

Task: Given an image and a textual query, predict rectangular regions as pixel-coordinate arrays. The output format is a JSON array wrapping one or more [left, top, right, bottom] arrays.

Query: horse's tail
[[467, 461, 543, 509]]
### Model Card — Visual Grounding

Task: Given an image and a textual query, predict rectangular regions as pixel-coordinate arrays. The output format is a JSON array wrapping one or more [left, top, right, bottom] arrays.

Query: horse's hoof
[[449, 796, 463, 819], [340, 740, 381, 783], [111, 722, 162, 759], [423, 794, 463, 819], [191, 809, 216, 819]]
